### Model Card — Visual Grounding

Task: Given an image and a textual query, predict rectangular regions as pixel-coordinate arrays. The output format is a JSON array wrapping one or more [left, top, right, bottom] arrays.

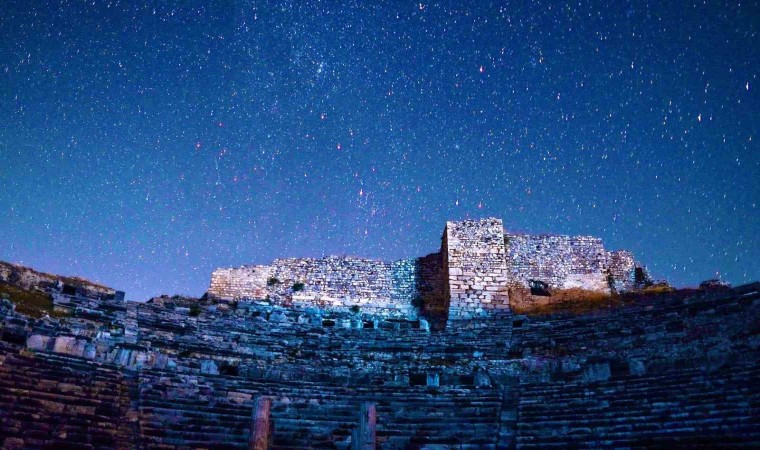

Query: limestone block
[[53, 336, 77, 355], [132, 351, 150, 369], [67, 405, 96, 415], [84, 343, 97, 359], [629, 358, 646, 376], [201, 359, 219, 375], [582, 362, 611, 382], [26, 334, 51, 351], [113, 348, 132, 366], [228, 391, 252, 404], [74, 339, 88, 357]]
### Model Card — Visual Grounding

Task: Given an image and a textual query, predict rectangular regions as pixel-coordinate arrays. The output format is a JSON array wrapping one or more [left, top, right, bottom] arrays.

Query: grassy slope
[[514, 284, 676, 316], [0, 283, 67, 318]]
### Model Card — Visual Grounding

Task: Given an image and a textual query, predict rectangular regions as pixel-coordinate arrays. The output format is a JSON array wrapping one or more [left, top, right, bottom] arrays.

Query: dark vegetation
[[189, 304, 202, 317], [514, 284, 680, 316], [0, 283, 68, 318]]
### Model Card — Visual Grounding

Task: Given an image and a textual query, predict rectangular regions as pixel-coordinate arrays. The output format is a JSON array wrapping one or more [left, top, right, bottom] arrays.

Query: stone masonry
[[208, 217, 650, 320], [608, 249, 639, 291], [443, 218, 510, 319], [209, 256, 421, 318], [505, 233, 610, 291], [0, 244, 757, 448]]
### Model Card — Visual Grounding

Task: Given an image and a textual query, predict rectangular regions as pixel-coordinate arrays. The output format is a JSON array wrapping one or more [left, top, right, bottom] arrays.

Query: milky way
[[1, 1, 757, 300]]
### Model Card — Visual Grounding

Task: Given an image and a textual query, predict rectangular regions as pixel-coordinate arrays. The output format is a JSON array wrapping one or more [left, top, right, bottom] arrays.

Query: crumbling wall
[[271, 257, 404, 313], [208, 266, 272, 301], [443, 218, 510, 319], [505, 234, 610, 292], [608, 250, 646, 292], [208, 218, 652, 321], [208, 257, 427, 317], [415, 252, 447, 318], [0, 261, 114, 298]]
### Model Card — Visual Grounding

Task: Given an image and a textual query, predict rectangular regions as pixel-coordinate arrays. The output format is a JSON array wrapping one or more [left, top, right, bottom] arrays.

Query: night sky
[[1, 1, 757, 301]]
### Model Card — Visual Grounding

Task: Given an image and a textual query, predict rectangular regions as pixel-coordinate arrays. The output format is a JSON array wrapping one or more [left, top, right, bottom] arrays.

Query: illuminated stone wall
[[504, 233, 611, 292], [208, 256, 421, 318], [208, 217, 650, 320], [443, 218, 510, 319]]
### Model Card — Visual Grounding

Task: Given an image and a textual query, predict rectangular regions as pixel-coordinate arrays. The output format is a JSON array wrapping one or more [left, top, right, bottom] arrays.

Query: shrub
[[642, 284, 675, 295], [350, 305, 361, 314], [189, 304, 202, 317], [292, 282, 305, 292], [0, 284, 59, 318], [267, 277, 281, 286]]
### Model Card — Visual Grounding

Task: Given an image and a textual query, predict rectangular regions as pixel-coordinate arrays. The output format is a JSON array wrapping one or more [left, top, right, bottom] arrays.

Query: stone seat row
[[134, 368, 505, 449], [515, 361, 760, 449], [0, 351, 134, 449]]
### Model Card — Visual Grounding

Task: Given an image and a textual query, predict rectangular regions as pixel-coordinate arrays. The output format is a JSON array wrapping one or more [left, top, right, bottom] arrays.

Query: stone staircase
[[133, 300, 514, 387]]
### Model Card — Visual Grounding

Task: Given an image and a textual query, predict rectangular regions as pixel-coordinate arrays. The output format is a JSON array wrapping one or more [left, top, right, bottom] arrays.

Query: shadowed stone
[[353, 402, 376, 450], [249, 396, 272, 450]]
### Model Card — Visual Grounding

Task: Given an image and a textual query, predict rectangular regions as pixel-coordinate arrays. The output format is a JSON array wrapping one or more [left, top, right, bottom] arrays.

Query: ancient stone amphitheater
[[0, 218, 758, 449]]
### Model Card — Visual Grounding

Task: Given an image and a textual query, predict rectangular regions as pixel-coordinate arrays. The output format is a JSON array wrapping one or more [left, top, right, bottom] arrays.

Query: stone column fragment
[[353, 402, 376, 450], [249, 396, 272, 450]]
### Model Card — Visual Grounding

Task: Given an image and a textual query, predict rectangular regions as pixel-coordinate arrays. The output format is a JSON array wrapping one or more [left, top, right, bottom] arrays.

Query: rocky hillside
[[0, 261, 115, 318]]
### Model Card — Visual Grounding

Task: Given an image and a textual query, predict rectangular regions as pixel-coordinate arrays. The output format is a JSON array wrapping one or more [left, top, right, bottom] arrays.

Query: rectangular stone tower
[[443, 218, 510, 319]]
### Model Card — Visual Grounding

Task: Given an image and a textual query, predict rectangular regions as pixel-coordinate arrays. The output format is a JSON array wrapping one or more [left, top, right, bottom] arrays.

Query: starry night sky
[[1, 1, 758, 301]]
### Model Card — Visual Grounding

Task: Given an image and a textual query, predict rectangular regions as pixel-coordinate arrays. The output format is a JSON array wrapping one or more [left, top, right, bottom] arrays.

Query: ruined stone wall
[[271, 257, 410, 314], [0, 261, 114, 298], [443, 218, 510, 319], [208, 256, 423, 317], [208, 218, 652, 321], [208, 265, 272, 302], [415, 252, 447, 318], [504, 234, 611, 292], [608, 250, 636, 291], [2, 271, 758, 449]]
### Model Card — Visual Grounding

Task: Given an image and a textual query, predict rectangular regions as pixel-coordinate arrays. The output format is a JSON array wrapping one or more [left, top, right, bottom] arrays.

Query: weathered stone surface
[[0, 261, 115, 298], [444, 218, 510, 319], [0, 285, 757, 448], [249, 396, 271, 450], [0, 222, 756, 449], [207, 218, 650, 321], [26, 334, 50, 351], [354, 402, 376, 450], [209, 256, 428, 319]]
